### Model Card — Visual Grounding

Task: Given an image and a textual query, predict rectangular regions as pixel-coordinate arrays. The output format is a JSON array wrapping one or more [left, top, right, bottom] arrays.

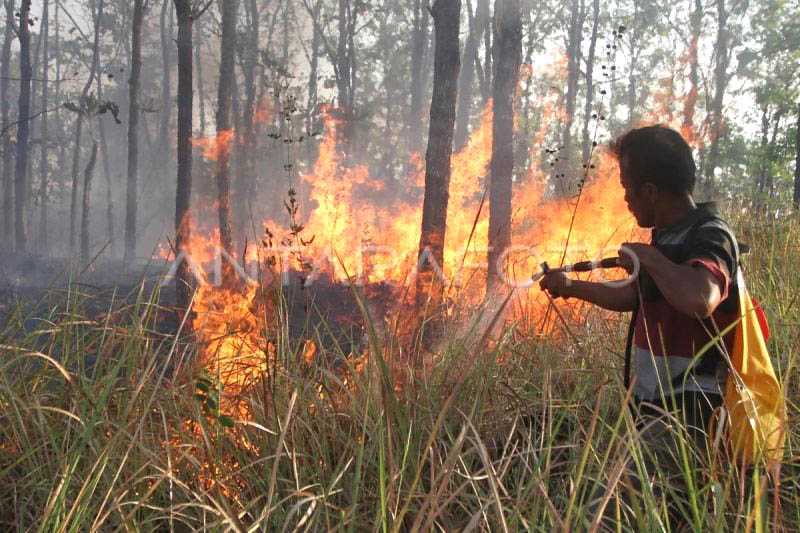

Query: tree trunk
[[14, 0, 33, 252], [626, 1, 642, 128], [195, 36, 207, 134], [756, 106, 769, 198], [454, 0, 489, 150], [1, 0, 14, 246], [215, 0, 238, 274], [764, 108, 784, 200], [307, 0, 320, 137], [407, 0, 430, 154], [97, 86, 115, 257], [69, 117, 85, 254], [234, 0, 259, 243], [125, 0, 145, 262], [80, 141, 98, 264], [474, 0, 491, 104], [558, 0, 584, 193], [70, 0, 103, 255], [157, 0, 174, 174], [54, 1, 65, 253], [37, 0, 50, 251], [704, 0, 729, 193], [174, 0, 195, 310], [793, 103, 800, 209], [483, 7, 492, 98], [681, 0, 702, 142], [416, 0, 461, 307], [580, 0, 599, 165], [487, 0, 521, 292]]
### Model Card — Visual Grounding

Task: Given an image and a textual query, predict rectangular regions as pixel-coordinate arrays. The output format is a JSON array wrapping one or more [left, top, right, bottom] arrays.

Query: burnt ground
[[0, 254, 396, 356]]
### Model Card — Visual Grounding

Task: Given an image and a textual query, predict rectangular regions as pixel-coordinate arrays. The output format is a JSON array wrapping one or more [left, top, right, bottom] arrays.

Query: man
[[540, 125, 739, 521]]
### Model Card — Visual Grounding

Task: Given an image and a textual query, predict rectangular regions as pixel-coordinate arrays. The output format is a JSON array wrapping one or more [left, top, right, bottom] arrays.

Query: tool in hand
[[532, 256, 621, 284]]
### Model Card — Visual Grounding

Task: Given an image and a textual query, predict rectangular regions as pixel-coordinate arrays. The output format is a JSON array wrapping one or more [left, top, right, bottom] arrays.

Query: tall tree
[[794, 103, 800, 209], [558, 0, 585, 193], [681, 0, 703, 142], [37, 0, 50, 250], [125, 0, 147, 263], [335, 0, 357, 150], [80, 142, 99, 264], [454, 0, 490, 150], [156, 0, 174, 176], [14, 0, 33, 252], [174, 0, 195, 310], [233, 0, 260, 242], [704, 0, 731, 192], [416, 0, 460, 307], [1, 0, 14, 245], [580, 0, 599, 164], [407, 0, 431, 154], [487, 0, 522, 291], [69, 0, 103, 255], [215, 0, 238, 269]]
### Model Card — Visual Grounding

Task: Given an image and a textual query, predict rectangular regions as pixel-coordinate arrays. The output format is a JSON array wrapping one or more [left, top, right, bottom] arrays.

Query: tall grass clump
[[1, 214, 799, 531]]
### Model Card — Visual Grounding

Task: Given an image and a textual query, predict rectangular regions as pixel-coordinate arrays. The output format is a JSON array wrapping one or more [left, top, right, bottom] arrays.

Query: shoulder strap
[[624, 304, 638, 391]]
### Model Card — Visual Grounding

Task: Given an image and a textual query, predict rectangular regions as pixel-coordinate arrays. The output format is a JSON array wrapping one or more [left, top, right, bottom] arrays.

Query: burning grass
[[1, 211, 799, 530]]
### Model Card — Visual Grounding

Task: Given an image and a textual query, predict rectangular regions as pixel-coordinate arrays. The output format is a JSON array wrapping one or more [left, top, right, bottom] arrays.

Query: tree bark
[[97, 83, 115, 257], [335, 0, 354, 149], [793, 103, 800, 209], [14, 0, 33, 252], [704, 0, 729, 193], [215, 0, 238, 273], [756, 106, 769, 198], [1, 0, 14, 246], [307, 0, 320, 136], [174, 0, 195, 310], [407, 0, 430, 154], [70, 0, 103, 255], [54, 2, 65, 253], [764, 108, 784, 199], [454, 0, 490, 150], [69, 116, 85, 254], [37, 0, 50, 251], [195, 34, 207, 134], [80, 141, 98, 264], [580, 0, 599, 165], [157, 0, 174, 174], [558, 0, 584, 193], [487, 0, 521, 292], [681, 0, 702, 142], [626, 1, 642, 128], [125, 0, 145, 262], [416, 0, 461, 307], [234, 0, 259, 242]]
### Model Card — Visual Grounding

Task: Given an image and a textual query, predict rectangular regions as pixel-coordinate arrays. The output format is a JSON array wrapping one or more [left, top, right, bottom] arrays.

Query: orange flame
[[177, 83, 648, 420], [191, 129, 236, 162]]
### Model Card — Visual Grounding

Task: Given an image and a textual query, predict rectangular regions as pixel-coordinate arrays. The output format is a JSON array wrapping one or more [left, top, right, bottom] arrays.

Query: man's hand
[[539, 271, 573, 299]]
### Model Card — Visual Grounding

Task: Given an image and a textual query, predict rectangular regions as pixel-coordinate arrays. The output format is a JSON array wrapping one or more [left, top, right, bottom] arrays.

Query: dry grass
[[1, 213, 798, 531]]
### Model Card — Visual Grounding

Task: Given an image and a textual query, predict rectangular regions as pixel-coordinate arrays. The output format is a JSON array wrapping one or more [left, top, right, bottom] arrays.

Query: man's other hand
[[539, 271, 573, 299]]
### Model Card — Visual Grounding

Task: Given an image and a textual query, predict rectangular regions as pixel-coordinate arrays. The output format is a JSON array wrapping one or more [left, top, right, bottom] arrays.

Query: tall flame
[[176, 84, 647, 421]]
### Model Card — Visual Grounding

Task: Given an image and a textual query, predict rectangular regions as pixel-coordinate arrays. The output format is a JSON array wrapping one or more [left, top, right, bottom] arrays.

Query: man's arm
[[539, 272, 638, 312], [622, 243, 726, 319]]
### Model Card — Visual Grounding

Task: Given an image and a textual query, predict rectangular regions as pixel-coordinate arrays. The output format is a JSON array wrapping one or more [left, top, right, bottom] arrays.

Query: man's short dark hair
[[611, 125, 696, 195]]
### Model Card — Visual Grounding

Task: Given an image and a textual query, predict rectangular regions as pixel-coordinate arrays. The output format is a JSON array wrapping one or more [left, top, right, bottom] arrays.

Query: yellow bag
[[723, 270, 786, 464]]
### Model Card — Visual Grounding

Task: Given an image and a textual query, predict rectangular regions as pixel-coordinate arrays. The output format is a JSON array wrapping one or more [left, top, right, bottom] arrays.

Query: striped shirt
[[632, 203, 738, 401]]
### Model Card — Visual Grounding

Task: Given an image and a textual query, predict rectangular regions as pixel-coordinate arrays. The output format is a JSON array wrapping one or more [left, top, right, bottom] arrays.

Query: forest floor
[[1, 211, 799, 531]]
